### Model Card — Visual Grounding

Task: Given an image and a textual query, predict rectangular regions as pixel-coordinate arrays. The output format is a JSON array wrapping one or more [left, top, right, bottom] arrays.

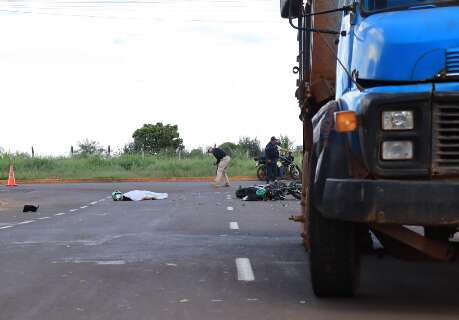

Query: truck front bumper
[[321, 179, 459, 227]]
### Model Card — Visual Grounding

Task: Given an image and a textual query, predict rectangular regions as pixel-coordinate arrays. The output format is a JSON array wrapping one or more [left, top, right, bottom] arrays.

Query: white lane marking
[[90, 201, 98, 205], [247, 298, 259, 302], [0, 225, 13, 229], [18, 220, 34, 225], [80, 206, 88, 209], [95, 260, 126, 265], [106, 196, 111, 199], [235, 258, 255, 281], [69, 209, 78, 212], [38, 216, 51, 220], [166, 263, 178, 267], [99, 199, 106, 202], [211, 299, 224, 303], [229, 222, 239, 230], [55, 213, 66, 216], [226, 206, 234, 211]]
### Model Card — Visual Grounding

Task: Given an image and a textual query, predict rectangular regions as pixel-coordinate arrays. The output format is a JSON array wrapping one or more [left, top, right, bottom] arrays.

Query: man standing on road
[[208, 147, 231, 187], [265, 136, 280, 184]]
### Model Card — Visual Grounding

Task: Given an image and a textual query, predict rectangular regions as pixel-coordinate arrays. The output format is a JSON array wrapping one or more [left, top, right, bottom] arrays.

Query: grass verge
[[0, 154, 261, 180]]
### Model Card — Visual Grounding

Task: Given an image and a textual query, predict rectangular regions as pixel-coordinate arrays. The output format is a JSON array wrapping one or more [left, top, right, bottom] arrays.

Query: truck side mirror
[[280, 0, 302, 19]]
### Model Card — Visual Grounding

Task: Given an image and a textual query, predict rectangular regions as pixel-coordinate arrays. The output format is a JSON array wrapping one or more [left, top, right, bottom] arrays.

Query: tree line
[[6, 122, 297, 158]]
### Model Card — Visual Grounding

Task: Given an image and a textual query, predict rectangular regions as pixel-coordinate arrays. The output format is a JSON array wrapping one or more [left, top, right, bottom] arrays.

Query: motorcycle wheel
[[290, 190, 302, 200], [290, 164, 302, 180], [257, 165, 267, 181]]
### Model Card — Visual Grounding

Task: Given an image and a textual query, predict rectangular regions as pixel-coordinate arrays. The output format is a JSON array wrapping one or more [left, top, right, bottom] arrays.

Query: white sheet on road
[[123, 190, 168, 201]]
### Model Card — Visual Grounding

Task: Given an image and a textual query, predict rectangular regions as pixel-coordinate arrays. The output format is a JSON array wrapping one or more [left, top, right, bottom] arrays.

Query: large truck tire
[[424, 227, 456, 242], [309, 207, 360, 297], [308, 152, 360, 297]]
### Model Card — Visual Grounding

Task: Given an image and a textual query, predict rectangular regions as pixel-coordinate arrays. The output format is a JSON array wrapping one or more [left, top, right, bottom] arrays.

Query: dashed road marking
[[230, 222, 239, 230], [0, 198, 106, 231], [235, 258, 255, 281], [227, 206, 234, 211], [18, 220, 34, 225], [95, 260, 126, 265]]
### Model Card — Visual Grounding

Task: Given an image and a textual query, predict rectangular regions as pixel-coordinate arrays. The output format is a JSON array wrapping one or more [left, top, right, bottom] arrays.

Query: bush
[[238, 137, 261, 157], [219, 142, 239, 156], [189, 149, 204, 158]]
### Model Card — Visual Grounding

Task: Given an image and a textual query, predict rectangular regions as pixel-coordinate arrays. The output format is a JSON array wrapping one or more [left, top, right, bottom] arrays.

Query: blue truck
[[281, 0, 459, 297]]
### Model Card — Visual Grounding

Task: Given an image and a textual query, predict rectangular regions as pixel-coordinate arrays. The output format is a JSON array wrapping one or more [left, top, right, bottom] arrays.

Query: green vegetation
[[0, 152, 260, 180], [0, 150, 303, 180], [0, 122, 302, 180], [126, 123, 184, 154]]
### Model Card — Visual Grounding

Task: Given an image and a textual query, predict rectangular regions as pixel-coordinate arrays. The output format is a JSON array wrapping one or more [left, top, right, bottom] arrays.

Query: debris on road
[[112, 190, 168, 201], [23, 205, 39, 213], [235, 181, 302, 201]]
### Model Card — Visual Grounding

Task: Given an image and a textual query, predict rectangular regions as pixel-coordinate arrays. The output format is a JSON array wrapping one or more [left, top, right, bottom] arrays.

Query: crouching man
[[207, 147, 231, 187]]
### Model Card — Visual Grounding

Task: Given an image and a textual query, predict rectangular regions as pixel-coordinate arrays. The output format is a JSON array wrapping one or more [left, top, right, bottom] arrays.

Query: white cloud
[[0, 1, 300, 155]]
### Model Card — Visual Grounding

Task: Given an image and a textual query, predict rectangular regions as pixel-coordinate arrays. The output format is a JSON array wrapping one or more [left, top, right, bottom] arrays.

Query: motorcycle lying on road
[[254, 152, 302, 181], [236, 181, 302, 201]]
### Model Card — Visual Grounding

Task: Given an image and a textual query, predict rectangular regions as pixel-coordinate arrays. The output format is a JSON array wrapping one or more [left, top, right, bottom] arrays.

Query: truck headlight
[[382, 111, 414, 130], [381, 141, 413, 160]]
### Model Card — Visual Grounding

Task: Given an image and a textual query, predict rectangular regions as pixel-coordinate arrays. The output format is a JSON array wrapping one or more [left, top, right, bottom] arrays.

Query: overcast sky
[[0, 0, 299, 156]]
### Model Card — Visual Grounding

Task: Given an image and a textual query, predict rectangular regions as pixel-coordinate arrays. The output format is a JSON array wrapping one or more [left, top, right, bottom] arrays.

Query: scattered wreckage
[[236, 181, 302, 201]]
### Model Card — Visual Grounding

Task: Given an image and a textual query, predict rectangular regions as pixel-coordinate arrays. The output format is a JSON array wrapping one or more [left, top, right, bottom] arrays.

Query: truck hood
[[353, 6, 459, 82]]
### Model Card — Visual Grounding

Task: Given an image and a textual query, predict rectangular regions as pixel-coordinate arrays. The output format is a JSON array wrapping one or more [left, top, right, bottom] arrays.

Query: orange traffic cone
[[7, 163, 17, 187]]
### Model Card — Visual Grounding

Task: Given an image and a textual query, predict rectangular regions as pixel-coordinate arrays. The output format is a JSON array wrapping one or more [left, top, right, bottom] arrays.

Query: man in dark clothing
[[207, 147, 231, 187], [265, 136, 279, 183]]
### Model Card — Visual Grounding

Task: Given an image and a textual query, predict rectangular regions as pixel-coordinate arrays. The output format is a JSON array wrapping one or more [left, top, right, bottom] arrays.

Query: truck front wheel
[[424, 227, 456, 242], [308, 154, 360, 297], [309, 206, 360, 297]]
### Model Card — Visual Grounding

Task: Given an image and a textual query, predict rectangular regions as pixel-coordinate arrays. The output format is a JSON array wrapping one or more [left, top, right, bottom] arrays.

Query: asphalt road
[[0, 182, 458, 320]]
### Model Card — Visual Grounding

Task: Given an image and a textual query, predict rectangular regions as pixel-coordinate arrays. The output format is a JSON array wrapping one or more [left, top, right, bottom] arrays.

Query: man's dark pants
[[266, 161, 277, 183]]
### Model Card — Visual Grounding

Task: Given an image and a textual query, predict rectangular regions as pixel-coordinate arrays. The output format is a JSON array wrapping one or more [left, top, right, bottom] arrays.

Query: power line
[[0, 8, 280, 23]]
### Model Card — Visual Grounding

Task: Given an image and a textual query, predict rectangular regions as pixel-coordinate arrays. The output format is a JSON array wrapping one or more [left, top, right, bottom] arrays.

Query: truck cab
[[281, 0, 459, 297]]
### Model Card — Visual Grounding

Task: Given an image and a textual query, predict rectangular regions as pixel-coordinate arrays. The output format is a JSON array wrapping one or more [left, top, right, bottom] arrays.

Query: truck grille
[[446, 48, 459, 75], [432, 99, 459, 175]]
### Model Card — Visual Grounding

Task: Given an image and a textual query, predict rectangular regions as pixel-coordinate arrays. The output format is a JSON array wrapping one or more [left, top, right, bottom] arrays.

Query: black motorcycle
[[235, 181, 302, 201], [254, 152, 302, 181]]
